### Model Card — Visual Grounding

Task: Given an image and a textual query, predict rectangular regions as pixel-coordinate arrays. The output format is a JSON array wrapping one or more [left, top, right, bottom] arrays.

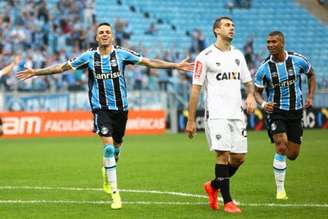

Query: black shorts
[[93, 109, 128, 144], [266, 109, 303, 144]]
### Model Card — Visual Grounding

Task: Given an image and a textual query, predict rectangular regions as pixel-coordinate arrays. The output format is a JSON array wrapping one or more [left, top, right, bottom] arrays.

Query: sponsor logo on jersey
[[194, 61, 203, 79], [95, 71, 121, 80], [216, 72, 240, 81], [94, 61, 101, 66]]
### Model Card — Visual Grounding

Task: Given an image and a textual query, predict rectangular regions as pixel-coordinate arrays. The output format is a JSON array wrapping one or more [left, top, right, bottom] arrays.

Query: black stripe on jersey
[[268, 61, 280, 108], [88, 69, 95, 110], [94, 53, 108, 108], [286, 57, 296, 110], [110, 51, 123, 111]]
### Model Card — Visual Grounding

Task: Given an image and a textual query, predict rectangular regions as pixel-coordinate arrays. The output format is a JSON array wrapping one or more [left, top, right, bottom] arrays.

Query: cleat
[[224, 201, 241, 213], [102, 167, 111, 194], [276, 190, 288, 200], [204, 181, 219, 210], [111, 191, 122, 209]]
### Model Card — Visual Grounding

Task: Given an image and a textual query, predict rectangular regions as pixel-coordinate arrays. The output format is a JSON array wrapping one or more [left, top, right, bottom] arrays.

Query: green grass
[[0, 130, 328, 219]]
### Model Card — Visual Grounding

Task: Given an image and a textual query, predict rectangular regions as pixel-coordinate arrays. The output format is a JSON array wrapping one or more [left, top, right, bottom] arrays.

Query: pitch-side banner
[[1, 111, 165, 138], [177, 108, 328, 132]]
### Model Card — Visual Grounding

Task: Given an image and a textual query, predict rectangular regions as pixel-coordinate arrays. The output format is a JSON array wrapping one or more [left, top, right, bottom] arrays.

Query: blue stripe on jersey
[[254, 51, 311, 111], [69, 47, 141, 111]]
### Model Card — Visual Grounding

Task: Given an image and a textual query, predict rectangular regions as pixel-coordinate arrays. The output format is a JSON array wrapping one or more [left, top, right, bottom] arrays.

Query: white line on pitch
[[0, 186, 327, 208], [0, 200, 328, 208]]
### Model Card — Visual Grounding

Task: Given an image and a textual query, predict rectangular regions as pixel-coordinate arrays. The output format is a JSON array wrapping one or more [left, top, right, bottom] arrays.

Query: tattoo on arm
[[244, 81, 254, 95], [36, 62, 72, 76]]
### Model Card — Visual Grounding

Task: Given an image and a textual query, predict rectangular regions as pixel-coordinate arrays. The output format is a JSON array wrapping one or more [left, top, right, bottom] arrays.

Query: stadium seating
[[95, 0, 328, 76]]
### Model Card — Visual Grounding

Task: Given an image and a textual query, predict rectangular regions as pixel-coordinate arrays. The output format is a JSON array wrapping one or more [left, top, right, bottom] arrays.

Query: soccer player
[[16, 22, 193, 210], [185, 17, 255, 213], [254, 31, 316, 200]]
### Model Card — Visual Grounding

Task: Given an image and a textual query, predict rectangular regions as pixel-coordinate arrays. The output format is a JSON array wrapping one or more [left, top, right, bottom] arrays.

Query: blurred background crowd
[[0, 0, 327, 103]]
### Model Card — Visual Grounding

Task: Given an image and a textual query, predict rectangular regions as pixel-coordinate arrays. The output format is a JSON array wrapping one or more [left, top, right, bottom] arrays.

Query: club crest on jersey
[[235, 59, 240, 66], [216, 62, 221, 67], [216, 134, 221, 140], [271, 122, 277, 131]]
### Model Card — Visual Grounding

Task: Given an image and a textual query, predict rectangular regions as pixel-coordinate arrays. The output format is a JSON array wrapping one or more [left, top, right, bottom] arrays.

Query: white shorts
[[205, 119, 248, 153]]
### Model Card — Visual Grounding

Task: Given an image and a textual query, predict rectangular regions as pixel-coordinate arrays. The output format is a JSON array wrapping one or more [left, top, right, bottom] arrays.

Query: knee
[[287, 153, 298, 161], [275, 141, 288, 155], [230, 156, 246, 167], [104, 144, 115, 158]]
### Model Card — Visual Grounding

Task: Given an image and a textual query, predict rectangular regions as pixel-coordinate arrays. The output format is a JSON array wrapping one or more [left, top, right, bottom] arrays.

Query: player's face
[[215, 19, 235, 40], [267, 35, 284, 55], [96, 25, 113, 47]]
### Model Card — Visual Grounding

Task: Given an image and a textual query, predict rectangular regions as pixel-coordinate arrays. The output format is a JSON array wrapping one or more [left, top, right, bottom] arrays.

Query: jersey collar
[[96, 46, 115, 57]]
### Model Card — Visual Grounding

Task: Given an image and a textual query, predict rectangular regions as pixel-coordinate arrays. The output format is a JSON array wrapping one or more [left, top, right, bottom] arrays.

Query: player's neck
[[98, 45, 113, 55], [271, 51, 286, 62], [214, 40, 231, 52]]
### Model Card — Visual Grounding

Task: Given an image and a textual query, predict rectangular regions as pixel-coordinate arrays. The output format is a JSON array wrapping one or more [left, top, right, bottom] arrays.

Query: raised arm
[[244, 81, 256, 114], [0, 55, 21, 77], [16, 62, 72, 81], [185, 84, 202, 139], [139, 56, 193, 72], [305, 68, 316, 108]]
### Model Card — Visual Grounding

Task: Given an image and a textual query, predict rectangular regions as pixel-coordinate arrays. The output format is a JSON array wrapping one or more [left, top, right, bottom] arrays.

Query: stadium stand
[[0, 0, 327, 107]]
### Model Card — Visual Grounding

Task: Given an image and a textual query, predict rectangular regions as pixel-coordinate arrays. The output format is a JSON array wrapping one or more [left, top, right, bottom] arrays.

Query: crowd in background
[[0, 0, 327, 100]]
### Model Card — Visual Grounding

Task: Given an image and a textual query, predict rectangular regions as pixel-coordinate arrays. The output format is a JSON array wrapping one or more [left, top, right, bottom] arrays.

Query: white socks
[[104, 156, 118, 193], [273, 153, 286, 192]]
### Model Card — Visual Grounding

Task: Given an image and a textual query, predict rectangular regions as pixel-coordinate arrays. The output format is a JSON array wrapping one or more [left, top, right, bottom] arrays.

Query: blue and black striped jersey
[[255, 51, 312, 111], [69, 46, 142, 111]]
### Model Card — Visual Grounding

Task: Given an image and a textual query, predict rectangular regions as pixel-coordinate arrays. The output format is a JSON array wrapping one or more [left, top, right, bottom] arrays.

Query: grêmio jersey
[[193, 44, 252, 120], [68, 46, 142, 112], [254, 51, 312, 111]]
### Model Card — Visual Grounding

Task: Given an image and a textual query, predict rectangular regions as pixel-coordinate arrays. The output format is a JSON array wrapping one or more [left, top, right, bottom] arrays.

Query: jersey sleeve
[[297, 54, 312, 74], [240, 54, 252, 83], [68, 51, 91, 70], [120, 48, 143, 65], [254, 64, 266, 88], [192, 54, 206, 85]]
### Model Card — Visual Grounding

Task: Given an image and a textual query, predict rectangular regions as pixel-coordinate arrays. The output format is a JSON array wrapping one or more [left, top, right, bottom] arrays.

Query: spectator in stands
[[189, 29, 206, 54], [144, 22, 158, 35]]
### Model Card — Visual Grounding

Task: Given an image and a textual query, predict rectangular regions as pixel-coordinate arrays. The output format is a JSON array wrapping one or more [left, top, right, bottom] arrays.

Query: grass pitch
[[0, 130, 327, 219]]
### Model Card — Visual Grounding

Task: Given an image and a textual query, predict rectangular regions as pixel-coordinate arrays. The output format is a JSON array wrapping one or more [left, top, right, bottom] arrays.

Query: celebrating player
[[17, 22, 193, 210], [254, 31, 316, 200], [185, 17, 255, 213]]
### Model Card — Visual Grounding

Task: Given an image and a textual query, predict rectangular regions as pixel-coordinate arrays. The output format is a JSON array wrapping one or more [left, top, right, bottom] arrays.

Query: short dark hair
[[268, 31, 285, 43], [212, 16, 232, 38], [97, 22, 112, 29]]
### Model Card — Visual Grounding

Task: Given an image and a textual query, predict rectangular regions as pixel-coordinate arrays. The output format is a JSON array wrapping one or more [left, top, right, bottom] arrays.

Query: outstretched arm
[[16, 62, 72, 80], [185, 85, 202, 139], [139, 56, 193, 72], [0, 55, 21, 77], [305, 68, 316, 108]]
